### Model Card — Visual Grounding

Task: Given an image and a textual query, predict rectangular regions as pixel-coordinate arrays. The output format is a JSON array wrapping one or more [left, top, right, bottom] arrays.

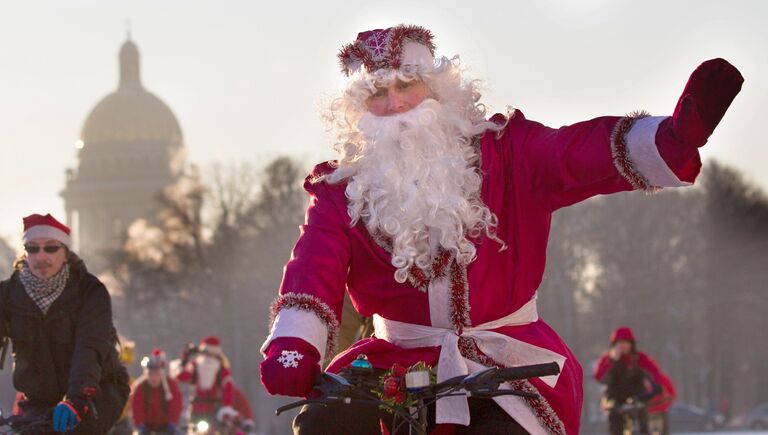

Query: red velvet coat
[[130, 377, 183, 429], [264, 110, 700, 434], [176, 362, 234, 416]]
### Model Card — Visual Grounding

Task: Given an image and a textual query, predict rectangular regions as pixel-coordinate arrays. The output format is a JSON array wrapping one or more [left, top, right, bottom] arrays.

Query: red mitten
[[670, 58, 744, 147], [260, 337, 321, 397], [655, 59, 743, 181]]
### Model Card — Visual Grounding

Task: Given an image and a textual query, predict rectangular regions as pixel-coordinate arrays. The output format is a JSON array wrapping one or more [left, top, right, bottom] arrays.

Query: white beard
[[328, 98, 499, 283], [195, 354, 221, 391]]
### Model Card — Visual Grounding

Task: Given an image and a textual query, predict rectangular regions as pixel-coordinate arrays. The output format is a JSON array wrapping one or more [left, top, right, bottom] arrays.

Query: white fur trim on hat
[[201, 344, 223, 357], [23, 225, 72, 247], [400, 41, 435, 71], [216, 405, 239, 422]]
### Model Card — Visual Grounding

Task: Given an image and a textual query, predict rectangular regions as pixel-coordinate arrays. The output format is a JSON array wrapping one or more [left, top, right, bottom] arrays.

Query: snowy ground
[[674, 432, 768, 435], [581, 431, 768, 435]]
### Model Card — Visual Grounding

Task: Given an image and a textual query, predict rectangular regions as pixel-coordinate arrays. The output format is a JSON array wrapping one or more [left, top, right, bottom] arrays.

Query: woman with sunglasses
[[0, 213, 130, 434]]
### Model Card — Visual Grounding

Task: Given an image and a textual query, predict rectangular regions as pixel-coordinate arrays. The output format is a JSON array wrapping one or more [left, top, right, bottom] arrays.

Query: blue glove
[[52, 401, 82, 432], [166, 424, 177, 434]]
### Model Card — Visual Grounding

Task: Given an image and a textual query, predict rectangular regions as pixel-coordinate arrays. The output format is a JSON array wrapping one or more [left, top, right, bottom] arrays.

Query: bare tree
[[539, 159, 768, 426], [103, 156, 308, 434], [0, 237, 16, 278]]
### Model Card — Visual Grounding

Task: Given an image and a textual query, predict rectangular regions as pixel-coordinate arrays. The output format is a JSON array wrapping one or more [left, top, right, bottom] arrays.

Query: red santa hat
[[22, 213, 72, 248], [338, 24, 436, 76], [141, 348, 173, 401], [142, 348, 167, 370], [199, 335, 224, 357], [610, 326, 636, 344]]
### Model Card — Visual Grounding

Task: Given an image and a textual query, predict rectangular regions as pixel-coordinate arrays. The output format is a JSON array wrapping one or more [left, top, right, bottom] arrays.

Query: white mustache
[[337, 98, 493, 282]]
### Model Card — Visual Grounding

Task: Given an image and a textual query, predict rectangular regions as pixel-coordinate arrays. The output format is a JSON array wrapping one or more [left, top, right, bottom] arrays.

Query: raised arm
[[514, 58, 743, 211], [593, 353, 615, 383]]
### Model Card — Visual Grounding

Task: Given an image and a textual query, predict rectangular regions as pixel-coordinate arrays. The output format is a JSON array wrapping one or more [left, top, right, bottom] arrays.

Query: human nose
[[387, 89, 408, 114]]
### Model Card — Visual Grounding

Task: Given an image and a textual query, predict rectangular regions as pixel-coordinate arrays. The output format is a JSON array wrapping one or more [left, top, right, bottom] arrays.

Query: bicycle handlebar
[[497, 362, 561, 382], [0, 412, 53, 434], [275, 361, 561, 416]]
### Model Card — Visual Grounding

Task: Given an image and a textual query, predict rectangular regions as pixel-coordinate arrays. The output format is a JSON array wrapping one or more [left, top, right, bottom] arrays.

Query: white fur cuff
[[626, 116, 691, 187], [260, 308, 329, 361]]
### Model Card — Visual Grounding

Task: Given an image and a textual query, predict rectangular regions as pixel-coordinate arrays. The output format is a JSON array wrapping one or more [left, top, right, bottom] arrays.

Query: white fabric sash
[[372, 294, 566, 430]]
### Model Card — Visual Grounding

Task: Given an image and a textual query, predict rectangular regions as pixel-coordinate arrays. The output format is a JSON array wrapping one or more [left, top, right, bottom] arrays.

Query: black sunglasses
[[24, 244, 64, 254]]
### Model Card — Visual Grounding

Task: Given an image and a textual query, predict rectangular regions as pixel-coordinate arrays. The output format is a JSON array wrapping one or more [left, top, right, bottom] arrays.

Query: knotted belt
[[372, 294, 566, 429]]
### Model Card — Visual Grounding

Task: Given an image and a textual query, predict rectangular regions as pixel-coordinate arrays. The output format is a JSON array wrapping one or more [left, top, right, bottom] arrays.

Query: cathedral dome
[[62, 35, 186, 262], [81, 88, 182, 145], [79, 39, 183, 147]]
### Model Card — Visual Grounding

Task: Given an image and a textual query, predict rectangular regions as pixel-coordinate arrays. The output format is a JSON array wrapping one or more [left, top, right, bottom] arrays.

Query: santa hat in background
[[141, 348, 173, 401], [22, 214, 72, 248], [199, 335, 230, 369], [338, 24, 436, 76], [199, 336, 224, 357], [610, 326, 636, 344]]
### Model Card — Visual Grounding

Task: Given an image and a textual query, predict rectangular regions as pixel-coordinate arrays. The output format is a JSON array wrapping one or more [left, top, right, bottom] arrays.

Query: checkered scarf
[[18, 261, 70, 315]]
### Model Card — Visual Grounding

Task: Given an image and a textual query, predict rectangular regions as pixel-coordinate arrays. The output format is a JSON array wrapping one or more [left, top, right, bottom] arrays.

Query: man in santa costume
[[594, 327, 676, 435], [176, 336, 249, 428], [131, 348, 183, 434], [259, 24, 743, 434], [0, 214, 130, 433]]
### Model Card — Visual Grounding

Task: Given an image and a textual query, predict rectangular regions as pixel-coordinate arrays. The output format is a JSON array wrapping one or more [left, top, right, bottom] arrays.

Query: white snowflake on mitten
[[277, 350, 304, 368]]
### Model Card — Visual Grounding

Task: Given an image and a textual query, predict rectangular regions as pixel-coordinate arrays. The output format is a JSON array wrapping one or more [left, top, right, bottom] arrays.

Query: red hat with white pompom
[[338, 24, 436, 76], [22, 213, 72, 248], [141, 348, 173, 400], [141, 348, 167, 371], [199, 335, 224, 357]]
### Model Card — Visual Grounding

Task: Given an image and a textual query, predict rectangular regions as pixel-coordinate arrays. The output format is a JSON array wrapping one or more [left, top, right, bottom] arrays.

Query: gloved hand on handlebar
[[52, 398, 87, 432], [52, 387, 96, 433], [260, 337, 321, 397]]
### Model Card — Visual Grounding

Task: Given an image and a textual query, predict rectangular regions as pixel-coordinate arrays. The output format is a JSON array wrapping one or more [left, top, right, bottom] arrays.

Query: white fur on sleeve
[[626, 116, 691, 187], [260, 308, 329, 361]]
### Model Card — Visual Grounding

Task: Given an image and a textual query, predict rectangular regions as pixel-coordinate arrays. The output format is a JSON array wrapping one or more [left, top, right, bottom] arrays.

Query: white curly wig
[[322, 55, 505, 284]]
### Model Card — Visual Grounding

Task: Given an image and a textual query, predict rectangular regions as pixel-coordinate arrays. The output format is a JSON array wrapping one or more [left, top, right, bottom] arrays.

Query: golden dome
[[81, 88, 182, 145], [80, 39, 182, 147]]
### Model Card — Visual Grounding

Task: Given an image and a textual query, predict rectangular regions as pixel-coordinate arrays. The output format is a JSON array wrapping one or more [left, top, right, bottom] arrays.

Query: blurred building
[[61, 35, 184, 264]]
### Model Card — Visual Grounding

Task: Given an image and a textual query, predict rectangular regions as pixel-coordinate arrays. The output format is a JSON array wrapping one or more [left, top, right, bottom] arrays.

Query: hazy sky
[[1, 0, 766, 243]]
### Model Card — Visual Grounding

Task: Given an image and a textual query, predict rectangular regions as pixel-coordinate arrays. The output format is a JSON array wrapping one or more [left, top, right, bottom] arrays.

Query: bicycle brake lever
[[322, 372, 351, 386], [462, 367, 498, 384], [276, 399, 326, 416], [469, 390, 540, 400], [462, 367, 506, 393], [87, 397, 99, 421], [315, 372, 357, 398]]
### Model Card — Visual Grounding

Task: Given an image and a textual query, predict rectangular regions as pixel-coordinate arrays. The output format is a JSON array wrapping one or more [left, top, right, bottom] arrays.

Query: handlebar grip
[[496, 362, 560, 381]]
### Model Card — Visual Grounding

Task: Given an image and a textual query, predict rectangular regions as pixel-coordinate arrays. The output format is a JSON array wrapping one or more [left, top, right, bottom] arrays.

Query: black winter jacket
[[0, 261, 126, 405]]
